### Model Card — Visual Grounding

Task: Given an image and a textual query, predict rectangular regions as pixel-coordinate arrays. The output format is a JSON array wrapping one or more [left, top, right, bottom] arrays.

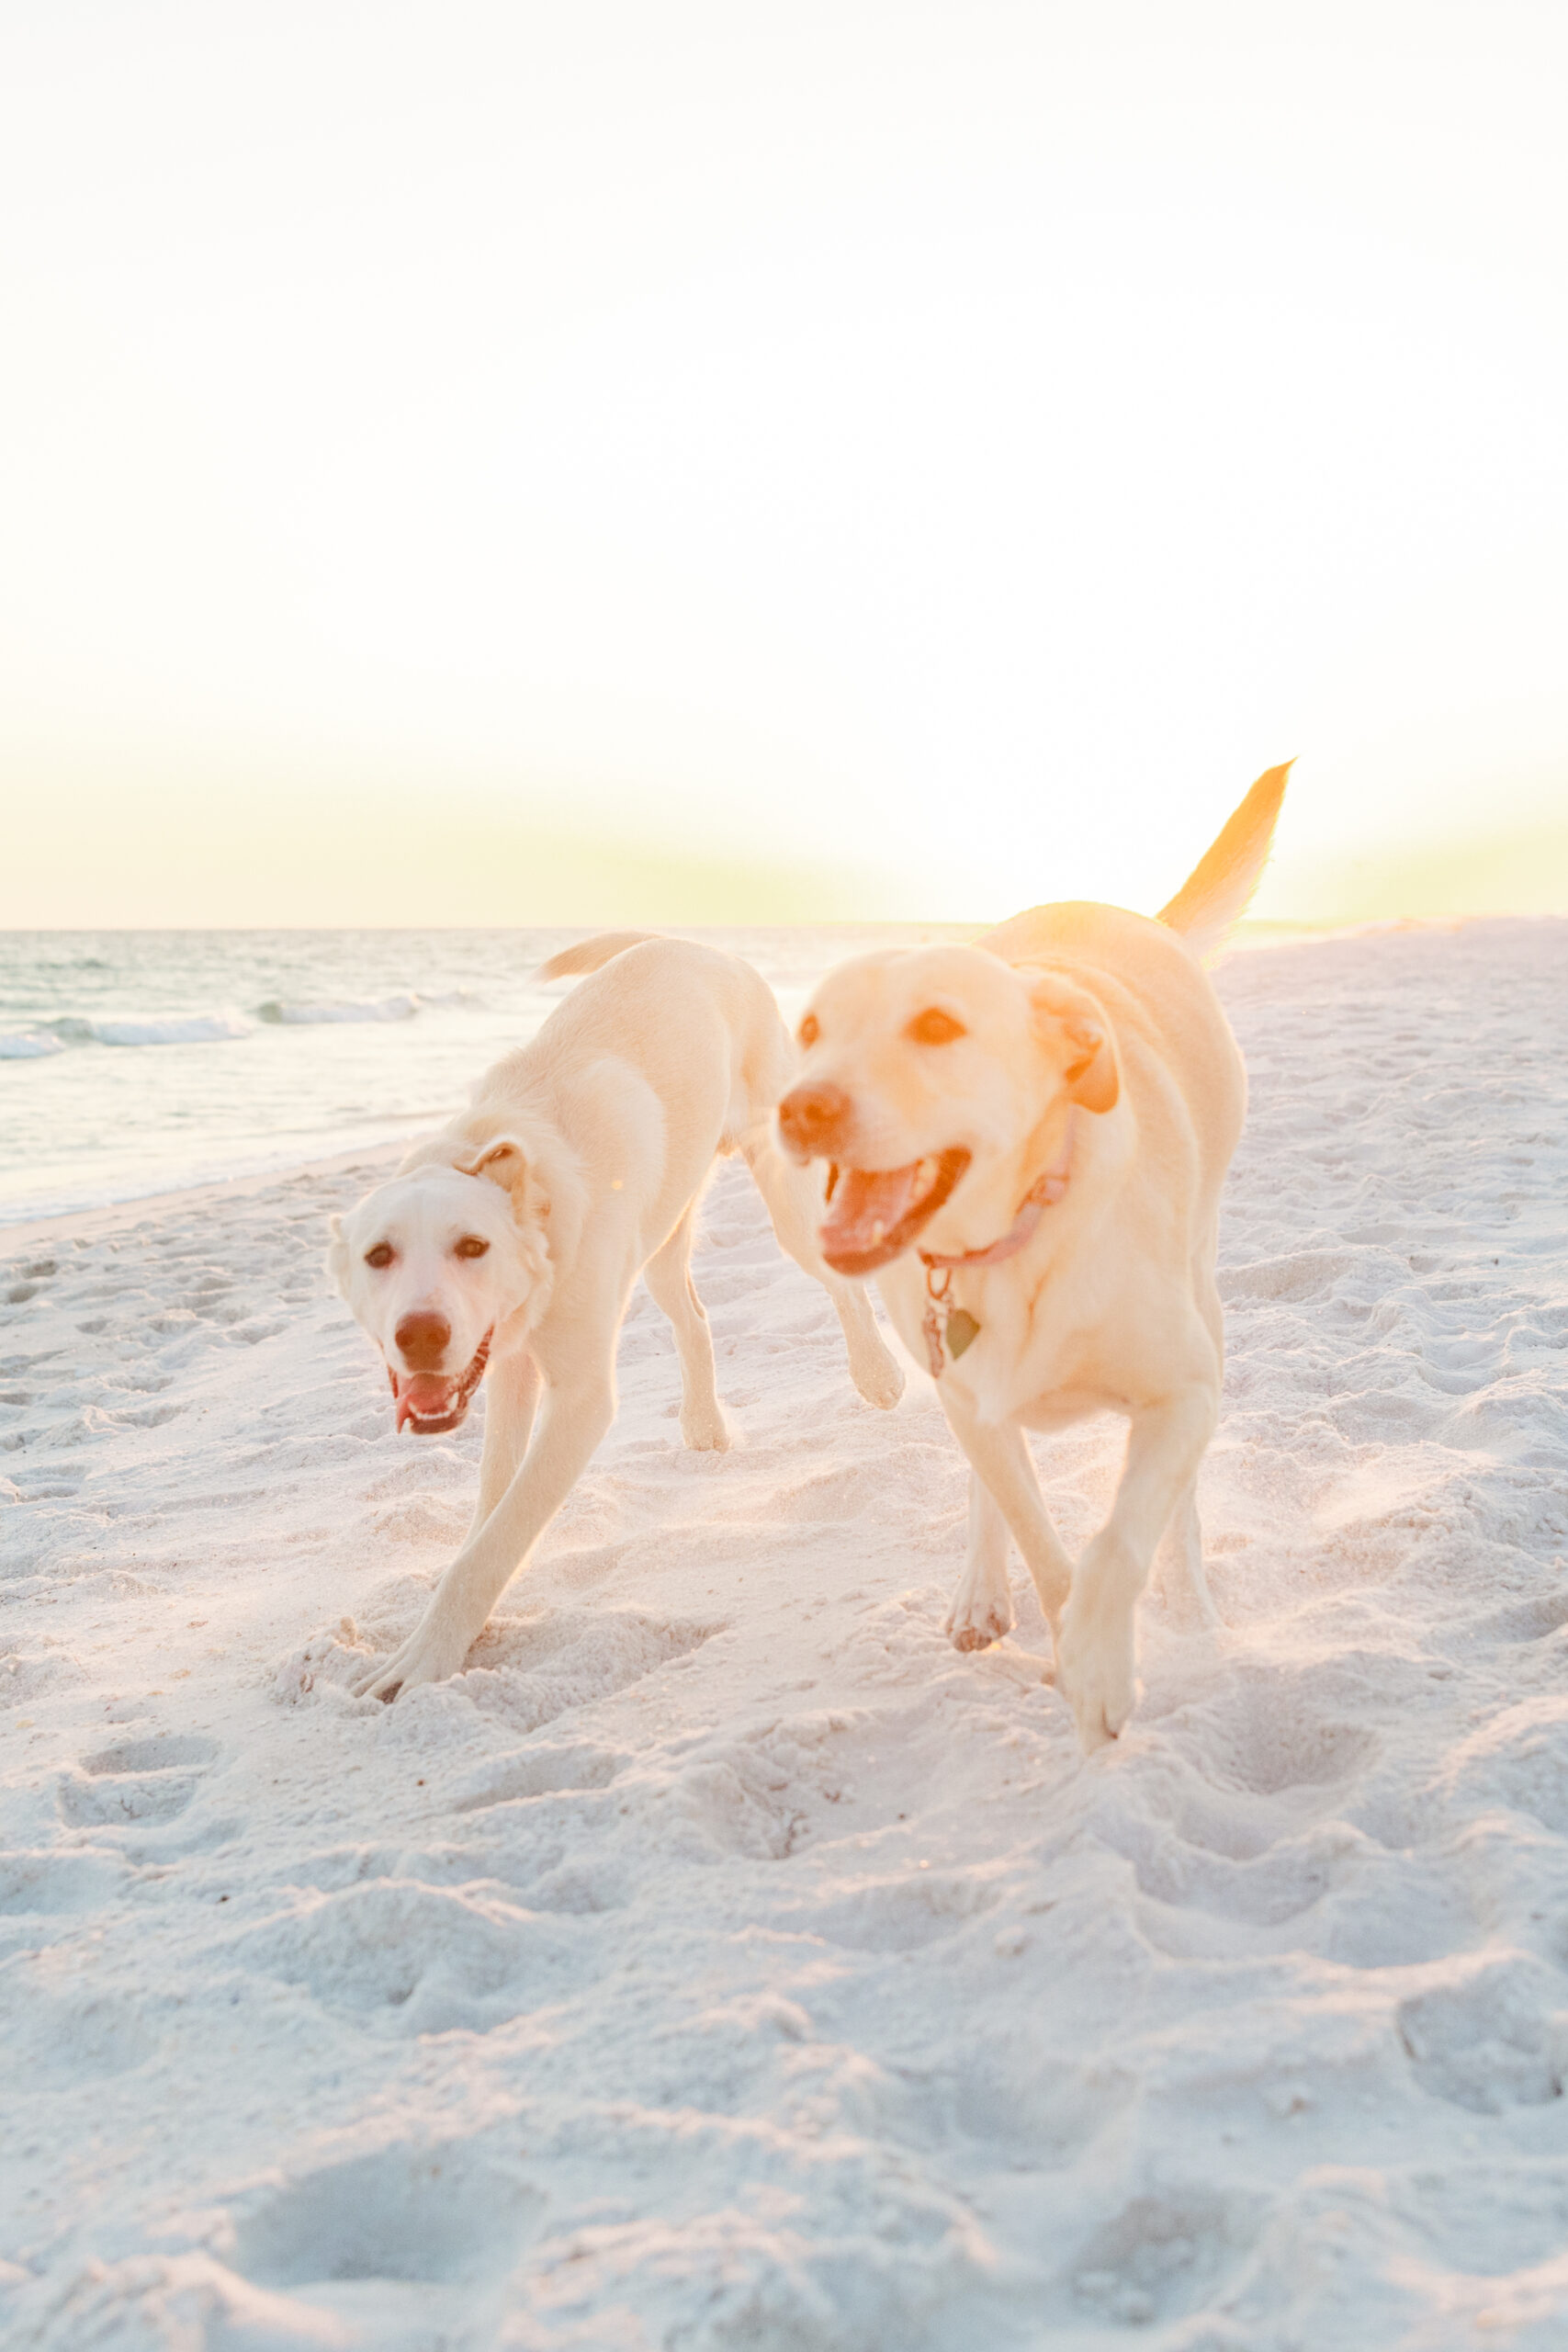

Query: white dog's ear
[[1028, 975, 1120, 1114], [324, 1213, 351, 1296], [463, 1137, 538, 1216]]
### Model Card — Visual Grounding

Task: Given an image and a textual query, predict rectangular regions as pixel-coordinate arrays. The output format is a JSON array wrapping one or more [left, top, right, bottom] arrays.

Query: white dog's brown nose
[[778, 1081, 852, 1160], [395, 1310, 451, 1369]]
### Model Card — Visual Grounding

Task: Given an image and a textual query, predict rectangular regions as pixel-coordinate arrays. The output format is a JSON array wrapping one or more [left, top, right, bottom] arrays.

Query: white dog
[[776, 767, 1290, 1752], [330, 934, 904, 1700]]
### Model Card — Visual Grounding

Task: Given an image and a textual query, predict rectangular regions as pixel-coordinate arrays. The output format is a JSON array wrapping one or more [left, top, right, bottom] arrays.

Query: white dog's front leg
[[943, 1471, 1015, 1651], [352, 1374, 616, 1701], [937, 1397, 1075, 1639], [1056, 1387, 1216, 1752], [827, 1277, 906, 1409], [743, 1137, 904, 1409], [466, 1348, 541, 1541], [641, 1207, 729, 1452]]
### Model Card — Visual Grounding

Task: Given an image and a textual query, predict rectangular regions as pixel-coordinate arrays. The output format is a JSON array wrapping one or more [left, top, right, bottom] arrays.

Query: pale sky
[[3, 1, 1565, 925]]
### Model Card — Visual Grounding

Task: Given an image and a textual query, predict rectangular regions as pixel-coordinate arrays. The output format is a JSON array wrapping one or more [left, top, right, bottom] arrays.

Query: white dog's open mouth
[[389, 1329, 493, 1434], [818, 1148, 971, 1275]]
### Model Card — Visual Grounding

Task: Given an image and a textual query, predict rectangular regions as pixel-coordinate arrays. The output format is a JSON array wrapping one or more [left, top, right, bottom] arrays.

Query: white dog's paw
[[349, 1612, 474, 1703], [680, 1402, 731, 1452], [944, 1577, 1015, 1654], [852, 1348, 906, 1411], [1055, 1598, 1137, 1754]]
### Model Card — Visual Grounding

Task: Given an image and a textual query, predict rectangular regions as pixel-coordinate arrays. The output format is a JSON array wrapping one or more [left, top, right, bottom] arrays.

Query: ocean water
[[0, 927, 968, 1226]]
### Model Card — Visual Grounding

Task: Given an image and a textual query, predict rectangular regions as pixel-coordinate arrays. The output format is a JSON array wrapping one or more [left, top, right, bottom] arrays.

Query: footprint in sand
[[56, 1732, 220, 1828], [451, 1740, 626, 1810], [226, 1878, 582, 2035], [1069, 2187, 1266, 2330], [415, 1606, 721, 1739], [945, 2046, 1136, 2172], [1441, 1694, 1568, 1838], [1188, 1671, 1381, 1802], [8, 1985, 154, 2090], [3, 1257, 60, 1314], [0, 1849, 130, 1918], [1398, 1954, 1567, 2113], [230, 2140, 543, 2309]]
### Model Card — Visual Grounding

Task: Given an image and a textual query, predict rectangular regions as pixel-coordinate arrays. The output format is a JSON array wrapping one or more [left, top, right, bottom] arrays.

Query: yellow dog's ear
[[1027, 974, 1121, 1114]]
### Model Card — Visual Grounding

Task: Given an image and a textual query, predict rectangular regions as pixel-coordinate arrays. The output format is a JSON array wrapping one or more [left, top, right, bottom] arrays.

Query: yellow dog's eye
[[454, 1235, 491, 1260], [364, 1242, 394, 1270], [798, 1012, 819, 1047], [907, 1007, 965, 1045]]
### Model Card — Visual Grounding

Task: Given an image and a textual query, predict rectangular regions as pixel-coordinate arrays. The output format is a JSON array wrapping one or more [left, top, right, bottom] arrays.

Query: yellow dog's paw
[[680, 1407, 732, 1452], [1055, 1605, 1137, 1754]]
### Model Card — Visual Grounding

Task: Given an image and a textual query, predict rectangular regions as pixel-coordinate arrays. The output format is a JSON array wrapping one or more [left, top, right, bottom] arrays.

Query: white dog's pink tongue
[[395, 1373, 452, 1430], [820, 1163, 921, 1257]]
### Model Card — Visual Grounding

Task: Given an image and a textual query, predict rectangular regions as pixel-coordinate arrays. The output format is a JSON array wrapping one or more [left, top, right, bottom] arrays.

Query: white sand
[[3, 918, 1566, 2352]]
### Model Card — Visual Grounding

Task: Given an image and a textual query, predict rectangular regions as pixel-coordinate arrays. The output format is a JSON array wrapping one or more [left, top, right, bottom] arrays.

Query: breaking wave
[[43, 1013, 253, 1048], [256, 992, 420, 1025], [0, 1032, 66, 1060], [3, 989, 479, 1057]]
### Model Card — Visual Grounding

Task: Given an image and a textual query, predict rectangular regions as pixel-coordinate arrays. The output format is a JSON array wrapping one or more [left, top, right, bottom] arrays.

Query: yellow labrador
[[331, 935, 903, 1700], [777, 768, 1290, 1751]]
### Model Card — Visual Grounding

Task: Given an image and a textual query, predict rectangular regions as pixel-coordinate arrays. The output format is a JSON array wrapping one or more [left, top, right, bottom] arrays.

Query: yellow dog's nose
[[777, 1081, 852, 1161]]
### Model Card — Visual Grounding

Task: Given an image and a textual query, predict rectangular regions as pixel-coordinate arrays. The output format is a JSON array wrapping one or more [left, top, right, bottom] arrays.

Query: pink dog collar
[[915, 1115, 1077, 1377], [918, 1113, 1077, 1272]]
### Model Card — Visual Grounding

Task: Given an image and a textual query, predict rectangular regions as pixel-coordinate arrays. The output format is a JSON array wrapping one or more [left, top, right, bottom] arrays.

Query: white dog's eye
[[364, 1242, 394, 1270], [907, 1007, 966, 1045], [798, 1012, 819, 1047], [454, 1235, 491, 1260]]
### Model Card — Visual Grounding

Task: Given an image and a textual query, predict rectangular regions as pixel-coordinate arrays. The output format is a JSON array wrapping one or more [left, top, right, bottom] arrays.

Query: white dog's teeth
[[871, 1219, 886, 1242]]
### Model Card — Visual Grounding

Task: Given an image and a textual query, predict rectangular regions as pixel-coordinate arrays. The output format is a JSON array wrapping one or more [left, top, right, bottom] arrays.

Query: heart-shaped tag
[[945, 1308, 980, 1360]]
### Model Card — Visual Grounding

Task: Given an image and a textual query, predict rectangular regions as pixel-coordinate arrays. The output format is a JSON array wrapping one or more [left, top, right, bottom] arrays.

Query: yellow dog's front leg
[[1055, 1386, 1216, 1751], [937, 1395, 1075, 1644]]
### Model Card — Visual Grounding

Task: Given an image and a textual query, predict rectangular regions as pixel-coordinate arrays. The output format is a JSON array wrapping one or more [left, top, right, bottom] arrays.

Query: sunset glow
[[3, 1, 1565, 924]]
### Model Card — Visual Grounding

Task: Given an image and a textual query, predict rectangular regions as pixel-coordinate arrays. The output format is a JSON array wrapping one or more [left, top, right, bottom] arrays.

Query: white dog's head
[[776, 945, 1119, 1274], [327, 1142, 550, 1434]]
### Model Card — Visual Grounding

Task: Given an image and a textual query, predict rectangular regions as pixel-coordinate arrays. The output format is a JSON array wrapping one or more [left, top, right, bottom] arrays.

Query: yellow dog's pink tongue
[[819, 1163, 922, 1259]]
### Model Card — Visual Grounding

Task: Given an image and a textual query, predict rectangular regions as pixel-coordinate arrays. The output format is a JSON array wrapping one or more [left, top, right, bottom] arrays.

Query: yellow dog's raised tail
[[535, 930, 664, 983], [1157, 762, 1292, 963]]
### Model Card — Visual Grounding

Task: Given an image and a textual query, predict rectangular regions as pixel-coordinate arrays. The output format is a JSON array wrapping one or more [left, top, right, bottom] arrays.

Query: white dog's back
[[487, 935, 793, 1161]]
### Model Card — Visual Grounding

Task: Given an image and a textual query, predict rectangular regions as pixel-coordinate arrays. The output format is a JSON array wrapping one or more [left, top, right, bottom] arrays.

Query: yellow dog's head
[[777, 945, 1118, 1274]]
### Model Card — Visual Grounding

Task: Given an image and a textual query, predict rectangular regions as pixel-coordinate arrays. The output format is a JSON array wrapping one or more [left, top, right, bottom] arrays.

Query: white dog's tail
[[1157, 763, 1292, 962], [535, 930, 663, 983]]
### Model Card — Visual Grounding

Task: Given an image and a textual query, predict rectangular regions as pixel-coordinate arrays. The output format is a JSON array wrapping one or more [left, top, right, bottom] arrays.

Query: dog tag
[[944, 1308, 980, 1360]]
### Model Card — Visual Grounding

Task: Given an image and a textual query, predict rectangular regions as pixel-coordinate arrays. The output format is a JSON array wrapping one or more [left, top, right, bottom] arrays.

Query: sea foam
[[47, 1013, 252, 1047], [0, 1031, 65, 1059], [256, 993, 420, 1024]]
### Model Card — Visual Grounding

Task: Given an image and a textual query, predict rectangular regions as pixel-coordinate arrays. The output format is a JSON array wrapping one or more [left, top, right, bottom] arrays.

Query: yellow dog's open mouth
[[818, 1149, 971, 1275], [389, 1329, 493, 1434]]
